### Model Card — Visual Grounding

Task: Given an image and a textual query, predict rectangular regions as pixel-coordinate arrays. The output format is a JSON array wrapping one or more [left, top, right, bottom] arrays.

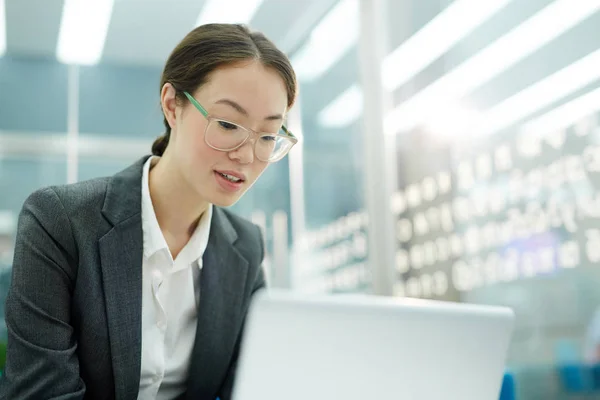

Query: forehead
[[198, 61, 288, 115]]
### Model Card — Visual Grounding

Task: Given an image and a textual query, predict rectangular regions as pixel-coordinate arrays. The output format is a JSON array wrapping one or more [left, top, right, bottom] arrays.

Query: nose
[[228, 139, 255, 164]]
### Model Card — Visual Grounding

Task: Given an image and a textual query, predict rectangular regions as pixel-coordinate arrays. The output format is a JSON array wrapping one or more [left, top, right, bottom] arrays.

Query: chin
[[192, 177, 246, 208], [208, 192, 244, 208], [212, 198, 239, 208]]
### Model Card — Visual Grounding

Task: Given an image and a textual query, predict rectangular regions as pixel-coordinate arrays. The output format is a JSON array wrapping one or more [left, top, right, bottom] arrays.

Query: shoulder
[[17, 178, 112, 255], [23, 176, 111, 219], [23, 156, 148, 225]]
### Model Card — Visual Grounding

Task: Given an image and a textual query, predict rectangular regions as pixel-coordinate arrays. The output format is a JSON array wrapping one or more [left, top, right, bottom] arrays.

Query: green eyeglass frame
[[182, 91, 298, 154]]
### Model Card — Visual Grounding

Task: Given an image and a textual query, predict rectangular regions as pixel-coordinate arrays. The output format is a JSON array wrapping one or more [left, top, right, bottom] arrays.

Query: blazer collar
[[102, 155, 149, 226], [186, 207, 249, 398]]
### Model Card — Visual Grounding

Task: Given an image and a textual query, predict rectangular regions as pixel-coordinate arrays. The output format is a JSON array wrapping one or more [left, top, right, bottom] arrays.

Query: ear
[[161, 83, 178, 130]]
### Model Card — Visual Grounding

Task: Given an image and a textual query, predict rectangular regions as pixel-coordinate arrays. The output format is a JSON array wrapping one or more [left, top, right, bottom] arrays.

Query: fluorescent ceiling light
[[0, 0, 6, 57], [318, 84, 363, 128], [384, 0, 600, 136], [382, 0, 512, 92], [56, 0, 114, 65], [292, 0, 359, 82], [196, 0, 264, 26], [318, 0, 510, 128], [478, 48, 600, 135], [521, 86, 600, 136]]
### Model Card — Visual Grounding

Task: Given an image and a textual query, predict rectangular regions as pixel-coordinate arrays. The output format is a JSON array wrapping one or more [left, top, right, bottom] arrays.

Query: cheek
[[179, 119, 217, 166], [190, 140, 224, 172], [178, 110, 209, 147], [249, 162, 269, 182]]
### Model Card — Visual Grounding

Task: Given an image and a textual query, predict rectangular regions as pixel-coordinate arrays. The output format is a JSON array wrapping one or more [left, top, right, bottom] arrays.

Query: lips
[[214, 170, 246, 193], [214, 170, 246, 183], [215, 170, 246, 183]]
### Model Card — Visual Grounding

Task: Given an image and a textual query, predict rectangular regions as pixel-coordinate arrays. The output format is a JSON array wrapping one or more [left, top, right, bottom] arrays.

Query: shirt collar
[[141, 156, 213, 265]]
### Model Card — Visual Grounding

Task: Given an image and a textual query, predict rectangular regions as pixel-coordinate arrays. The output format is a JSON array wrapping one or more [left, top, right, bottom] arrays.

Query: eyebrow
[[215, 98, 283, 121]]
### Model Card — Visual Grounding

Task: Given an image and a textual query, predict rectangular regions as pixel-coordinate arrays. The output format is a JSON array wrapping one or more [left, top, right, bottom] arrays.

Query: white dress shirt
[[138, 156, 213, 400]]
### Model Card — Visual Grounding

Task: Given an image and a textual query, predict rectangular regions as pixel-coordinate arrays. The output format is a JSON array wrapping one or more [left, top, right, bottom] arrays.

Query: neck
[[148, 156, 209, 238]]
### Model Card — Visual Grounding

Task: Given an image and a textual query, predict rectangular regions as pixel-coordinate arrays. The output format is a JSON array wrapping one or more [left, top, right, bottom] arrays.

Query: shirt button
[[153, 373, 162, 383], [157, 320, 167, 330]]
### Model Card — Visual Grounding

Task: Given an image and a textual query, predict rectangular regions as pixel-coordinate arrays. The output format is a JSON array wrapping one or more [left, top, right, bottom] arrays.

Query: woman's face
[[162, 61, 288, 207]]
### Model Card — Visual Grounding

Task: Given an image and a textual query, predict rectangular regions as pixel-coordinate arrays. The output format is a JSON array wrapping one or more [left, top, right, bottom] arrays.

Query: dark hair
[[152, 23, 298, 156]]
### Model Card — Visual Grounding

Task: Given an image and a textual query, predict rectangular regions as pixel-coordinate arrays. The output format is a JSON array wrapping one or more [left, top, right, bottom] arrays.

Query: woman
[[0, 23, 298, 400]]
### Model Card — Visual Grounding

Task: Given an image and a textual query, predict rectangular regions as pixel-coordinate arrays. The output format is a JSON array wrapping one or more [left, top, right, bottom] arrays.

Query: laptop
[[232, 290, 515, 400]]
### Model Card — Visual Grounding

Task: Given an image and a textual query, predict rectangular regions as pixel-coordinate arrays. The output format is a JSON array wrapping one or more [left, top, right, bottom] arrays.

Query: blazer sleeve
[[217, 224, 267, 400], [0, 187, 85, 399]]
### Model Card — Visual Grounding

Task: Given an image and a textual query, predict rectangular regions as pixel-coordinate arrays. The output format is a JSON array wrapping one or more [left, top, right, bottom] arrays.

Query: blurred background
[[1, 0, 600, 397]]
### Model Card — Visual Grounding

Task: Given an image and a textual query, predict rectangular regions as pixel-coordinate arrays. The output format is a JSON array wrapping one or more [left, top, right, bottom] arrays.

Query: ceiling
[[4, 0, 338, 66], [296, 0, 600, 142], [3, 0, 600, 144]]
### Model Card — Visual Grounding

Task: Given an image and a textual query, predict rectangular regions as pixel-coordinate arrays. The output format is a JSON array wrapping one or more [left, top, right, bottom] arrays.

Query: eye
[[217, 120, 238, 130], [260, 135, 277, 142]]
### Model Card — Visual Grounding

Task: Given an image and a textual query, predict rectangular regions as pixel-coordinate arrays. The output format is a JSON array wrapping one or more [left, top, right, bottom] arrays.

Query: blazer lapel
[[99, 156, 149, 400], [187, 208, 250, 398]]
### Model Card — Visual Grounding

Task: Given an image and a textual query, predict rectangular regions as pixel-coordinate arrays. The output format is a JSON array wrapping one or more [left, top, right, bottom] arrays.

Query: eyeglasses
[[183, 91, 298, 163]]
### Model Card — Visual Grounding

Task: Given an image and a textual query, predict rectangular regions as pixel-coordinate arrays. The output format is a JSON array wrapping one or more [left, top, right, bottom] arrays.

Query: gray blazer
[[0, 156, 266, 400]]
